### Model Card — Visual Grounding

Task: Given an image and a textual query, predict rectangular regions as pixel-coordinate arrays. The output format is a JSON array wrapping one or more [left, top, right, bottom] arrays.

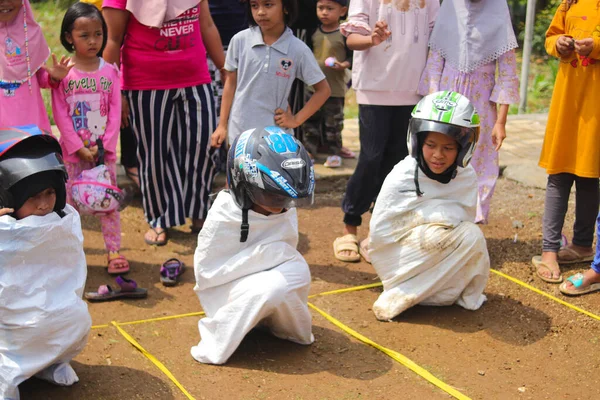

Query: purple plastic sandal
[[85, 276, 148, 302], [160, 258, 185, 287]]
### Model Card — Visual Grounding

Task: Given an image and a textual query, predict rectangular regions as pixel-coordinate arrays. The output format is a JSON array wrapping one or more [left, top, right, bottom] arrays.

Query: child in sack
[[0, 126, 91, 400], [368, 92, 490, 321], [192, 126, 315, 364]]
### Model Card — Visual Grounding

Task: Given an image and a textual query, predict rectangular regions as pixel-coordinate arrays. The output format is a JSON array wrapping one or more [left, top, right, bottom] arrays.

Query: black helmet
[[227, 126, 315, 241], [0, 125, 67, 212]]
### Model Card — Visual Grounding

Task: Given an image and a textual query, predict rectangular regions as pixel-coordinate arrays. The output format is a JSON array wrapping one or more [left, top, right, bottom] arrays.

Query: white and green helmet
[[408, 91, 480, 168]]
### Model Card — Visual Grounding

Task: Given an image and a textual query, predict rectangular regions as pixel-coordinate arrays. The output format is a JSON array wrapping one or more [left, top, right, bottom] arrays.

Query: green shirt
[[309, 26, 352, 98]]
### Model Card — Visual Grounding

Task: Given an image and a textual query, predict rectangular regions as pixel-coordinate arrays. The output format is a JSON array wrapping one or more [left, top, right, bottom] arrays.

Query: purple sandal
[[85, 276, 148, 302], [160, 258, 185, 287]]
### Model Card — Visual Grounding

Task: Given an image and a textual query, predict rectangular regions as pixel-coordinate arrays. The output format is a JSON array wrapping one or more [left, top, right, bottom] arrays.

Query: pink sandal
[[108, 254, 130, 275]]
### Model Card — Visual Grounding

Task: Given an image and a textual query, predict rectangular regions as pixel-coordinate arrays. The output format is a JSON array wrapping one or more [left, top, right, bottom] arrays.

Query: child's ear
[[65, 32, 73, 44]]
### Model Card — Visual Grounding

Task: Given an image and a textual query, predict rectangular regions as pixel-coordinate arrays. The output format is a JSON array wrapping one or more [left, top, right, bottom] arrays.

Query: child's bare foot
[[560, 268, 600, 296]]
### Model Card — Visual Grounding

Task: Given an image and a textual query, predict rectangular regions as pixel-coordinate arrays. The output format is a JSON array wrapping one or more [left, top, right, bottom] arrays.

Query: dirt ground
[[19, 176, 600, 400]]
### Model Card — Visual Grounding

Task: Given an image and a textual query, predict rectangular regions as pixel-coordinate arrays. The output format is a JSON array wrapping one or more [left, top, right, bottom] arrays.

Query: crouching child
[[369, 92, 491, 321], [191, 126, 315, 364], [0, 126, 91, 399]]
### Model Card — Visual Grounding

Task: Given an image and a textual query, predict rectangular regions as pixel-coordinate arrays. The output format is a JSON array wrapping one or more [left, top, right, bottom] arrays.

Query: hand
[[371, 21, 391, 47], [274, 107, 299, 129], [43, 54, 74, 81], [76, 147, 95, 162], [121, 93, 130, 128], [89, 145, 99, 159], [492, 122, 506, 151], [330, 60, 351, 71], [556, 35, 575, 56], [575, 37, 594, 57], [211, 125, 227, 148], [0, 208, 14, 217]]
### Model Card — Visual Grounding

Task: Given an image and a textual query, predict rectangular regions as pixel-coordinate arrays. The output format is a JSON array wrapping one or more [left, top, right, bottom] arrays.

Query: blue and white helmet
[[227, 126, 315, 210]]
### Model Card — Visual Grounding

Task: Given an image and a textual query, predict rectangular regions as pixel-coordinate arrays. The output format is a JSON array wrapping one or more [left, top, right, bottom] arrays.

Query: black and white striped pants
[[126, 84, 218, 229]]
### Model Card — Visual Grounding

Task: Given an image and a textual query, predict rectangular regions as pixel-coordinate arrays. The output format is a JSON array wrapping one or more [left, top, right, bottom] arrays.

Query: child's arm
[[275, 79, 330, 129], [199, 1, 226, 82], [102, 6, 129, 127], [51, 81, 94, 162], [103, 68, 122, 159], [211, 70, 237, 148], [492, 104, 509, 151]]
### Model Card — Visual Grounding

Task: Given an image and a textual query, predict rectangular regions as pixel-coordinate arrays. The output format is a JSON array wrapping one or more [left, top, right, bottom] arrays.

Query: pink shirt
[[51, 59, 121, 164], [103, 0, 211, 90], [0, 69, 53, 132]]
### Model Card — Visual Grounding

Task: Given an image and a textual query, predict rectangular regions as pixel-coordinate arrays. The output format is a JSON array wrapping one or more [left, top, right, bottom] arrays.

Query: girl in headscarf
[[0, 0, 73, 131], [418, 0, 520, 225], [102, 0, 225, 245]]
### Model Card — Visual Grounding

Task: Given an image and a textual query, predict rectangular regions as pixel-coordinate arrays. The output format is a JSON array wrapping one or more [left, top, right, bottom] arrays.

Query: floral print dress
[[418, 49, 520, 223]]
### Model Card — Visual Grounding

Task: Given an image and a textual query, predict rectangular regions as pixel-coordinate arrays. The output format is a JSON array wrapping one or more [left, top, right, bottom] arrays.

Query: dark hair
[[60, 2, 107, 56], [246, 0, 298, 28]]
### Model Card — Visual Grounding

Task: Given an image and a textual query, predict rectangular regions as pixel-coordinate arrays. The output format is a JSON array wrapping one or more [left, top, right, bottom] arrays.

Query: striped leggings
[[126, 84, 218, 229]]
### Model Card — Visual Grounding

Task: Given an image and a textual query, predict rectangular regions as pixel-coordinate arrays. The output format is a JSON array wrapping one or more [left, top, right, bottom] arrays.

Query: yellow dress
[[540, 0, 600, 178]]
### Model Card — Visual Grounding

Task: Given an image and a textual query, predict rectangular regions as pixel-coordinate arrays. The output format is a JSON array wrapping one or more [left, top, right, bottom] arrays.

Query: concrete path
[[54, 113, 548, 193]]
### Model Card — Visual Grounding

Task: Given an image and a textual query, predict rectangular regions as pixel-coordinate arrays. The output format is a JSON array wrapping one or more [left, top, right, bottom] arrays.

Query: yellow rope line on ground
[[111, 321, 195, 400], [307, 303, 471, 400], [491, 269, 600, 322], [308, 282, 383, 298]]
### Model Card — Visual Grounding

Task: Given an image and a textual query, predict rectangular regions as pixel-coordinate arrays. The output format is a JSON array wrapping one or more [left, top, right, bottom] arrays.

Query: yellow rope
[[111, 322, 195, 400], [491, 269, 600, 322], [308, 282, 383, 298], [308, 303, 471, 400]]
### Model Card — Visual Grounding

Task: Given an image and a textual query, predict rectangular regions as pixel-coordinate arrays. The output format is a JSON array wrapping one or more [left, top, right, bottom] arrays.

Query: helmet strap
[[413, 166, 424, 197], [240, 208, 250, 242]]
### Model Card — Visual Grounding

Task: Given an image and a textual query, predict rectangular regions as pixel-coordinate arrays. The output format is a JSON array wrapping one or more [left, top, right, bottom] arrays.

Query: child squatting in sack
[[191, 126, 315, 364], [368, 92, 491, 321], [0, 126, 91, 400]]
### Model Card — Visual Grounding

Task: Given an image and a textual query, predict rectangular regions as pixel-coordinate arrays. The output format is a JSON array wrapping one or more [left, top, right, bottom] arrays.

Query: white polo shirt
[[225, 26, 325, 143]]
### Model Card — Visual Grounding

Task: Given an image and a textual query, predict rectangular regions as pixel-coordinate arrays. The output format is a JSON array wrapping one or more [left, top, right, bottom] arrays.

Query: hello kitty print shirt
[[51, 59, 121, 163]]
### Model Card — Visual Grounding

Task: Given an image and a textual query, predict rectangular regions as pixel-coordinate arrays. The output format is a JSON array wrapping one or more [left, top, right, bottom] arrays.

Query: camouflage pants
[[302, 92, 344, 156]]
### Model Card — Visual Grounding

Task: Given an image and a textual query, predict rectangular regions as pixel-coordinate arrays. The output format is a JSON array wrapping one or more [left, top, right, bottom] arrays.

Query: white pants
[[191, 260, 314, 364]]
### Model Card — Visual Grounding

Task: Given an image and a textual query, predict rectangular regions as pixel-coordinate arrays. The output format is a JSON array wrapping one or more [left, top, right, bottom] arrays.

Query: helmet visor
[[247, 185, 314, 210], [410, 119, 475, 149]]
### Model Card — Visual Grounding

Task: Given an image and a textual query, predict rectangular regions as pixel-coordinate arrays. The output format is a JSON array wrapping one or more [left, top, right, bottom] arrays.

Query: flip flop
[[532, 256, 563, 283], [333, 234, 361, 262], [107, 254, 130, 275], [559, 272, 600, 296], [160, 258, 185, 287], [85, 276, 148, 302], [557, 246, 595, 265], [144, 227, 168, 246], [324, 155, 342, 168]]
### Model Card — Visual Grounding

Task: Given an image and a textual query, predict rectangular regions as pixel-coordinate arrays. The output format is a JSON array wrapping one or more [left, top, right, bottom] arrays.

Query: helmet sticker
[[234, 128, 255, 159], [256, 162, 298, 198], [281, 158, 306, 169]]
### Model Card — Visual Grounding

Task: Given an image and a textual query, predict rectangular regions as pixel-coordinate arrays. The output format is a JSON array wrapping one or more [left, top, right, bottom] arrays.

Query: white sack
[[369, 157, 490, 321], [191, 191, 313, 364], [0, 205, 91, 400]]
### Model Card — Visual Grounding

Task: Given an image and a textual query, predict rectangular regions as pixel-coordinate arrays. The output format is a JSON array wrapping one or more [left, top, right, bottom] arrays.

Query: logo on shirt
[[276, 58, 293, 79]]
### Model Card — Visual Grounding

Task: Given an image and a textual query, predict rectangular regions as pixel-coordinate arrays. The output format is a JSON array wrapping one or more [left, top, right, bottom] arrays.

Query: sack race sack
[[0, 205, 91, 400]]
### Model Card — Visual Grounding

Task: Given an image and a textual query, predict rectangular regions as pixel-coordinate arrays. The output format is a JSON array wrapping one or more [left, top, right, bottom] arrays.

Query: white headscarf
[[126, 0, 200, 28], [429, 0, 518, 73]]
